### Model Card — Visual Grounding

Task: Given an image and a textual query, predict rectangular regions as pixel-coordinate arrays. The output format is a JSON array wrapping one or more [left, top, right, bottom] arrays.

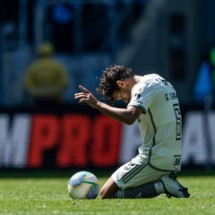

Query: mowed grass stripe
[[0, 173, 215, 215]]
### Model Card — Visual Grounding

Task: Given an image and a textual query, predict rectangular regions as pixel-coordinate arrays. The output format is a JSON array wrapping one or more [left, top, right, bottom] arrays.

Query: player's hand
[[74, 85, 100, 108]]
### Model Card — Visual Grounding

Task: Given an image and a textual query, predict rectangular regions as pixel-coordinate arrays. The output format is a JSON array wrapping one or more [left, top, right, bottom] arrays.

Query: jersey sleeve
[[128, 83, 154, 113]]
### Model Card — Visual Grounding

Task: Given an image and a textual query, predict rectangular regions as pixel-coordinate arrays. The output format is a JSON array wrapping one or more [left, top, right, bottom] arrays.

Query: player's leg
[[100, 155, 166, 199], [99, 171, 189, 199], [100, 175, 161, 199], [111, 159, 165, 198], [100, 177, 119, 199], [115, 181, 160, 198], [114, 173, 190, 198], [100, 155, 190, 199]]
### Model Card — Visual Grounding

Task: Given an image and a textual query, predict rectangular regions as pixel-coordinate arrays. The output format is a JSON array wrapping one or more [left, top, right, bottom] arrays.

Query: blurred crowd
[[0, 0, 148, 107], [24, 42, 69, 106]]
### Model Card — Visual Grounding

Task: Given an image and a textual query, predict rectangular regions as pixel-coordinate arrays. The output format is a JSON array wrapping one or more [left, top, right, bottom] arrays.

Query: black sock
[[114, 182, 160, 199]]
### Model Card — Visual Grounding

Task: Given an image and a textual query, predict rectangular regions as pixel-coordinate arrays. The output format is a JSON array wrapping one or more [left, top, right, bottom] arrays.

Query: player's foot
[[160, 173, 190, 198]]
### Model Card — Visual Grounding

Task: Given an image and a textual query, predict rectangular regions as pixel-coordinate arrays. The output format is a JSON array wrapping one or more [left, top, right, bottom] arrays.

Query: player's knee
[[100, 188, 109, 199], [100, 177, 119, 199], [100, 187, 113, 199]]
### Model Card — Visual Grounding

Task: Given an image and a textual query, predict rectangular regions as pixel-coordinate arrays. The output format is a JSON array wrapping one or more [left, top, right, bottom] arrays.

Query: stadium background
[[0, 0, 215, 171]]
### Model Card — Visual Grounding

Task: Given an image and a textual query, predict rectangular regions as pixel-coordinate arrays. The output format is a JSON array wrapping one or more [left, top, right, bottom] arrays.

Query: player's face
[[112, 89, 131, 103]]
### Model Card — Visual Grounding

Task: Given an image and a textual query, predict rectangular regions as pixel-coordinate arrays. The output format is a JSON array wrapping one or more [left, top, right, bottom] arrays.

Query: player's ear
[[116, 80, 125, 88]]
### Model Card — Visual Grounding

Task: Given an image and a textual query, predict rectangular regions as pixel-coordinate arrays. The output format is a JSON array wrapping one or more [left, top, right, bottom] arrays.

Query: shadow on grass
[[0, 168, 115, 179], [0, 166, 214, 178]]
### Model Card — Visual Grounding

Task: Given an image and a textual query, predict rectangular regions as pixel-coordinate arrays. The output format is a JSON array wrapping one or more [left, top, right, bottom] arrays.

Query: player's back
[[129, 74, 182, 171]]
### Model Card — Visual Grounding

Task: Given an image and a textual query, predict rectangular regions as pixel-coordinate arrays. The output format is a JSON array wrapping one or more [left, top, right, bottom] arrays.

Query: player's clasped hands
[[74, 85, 99, 108]]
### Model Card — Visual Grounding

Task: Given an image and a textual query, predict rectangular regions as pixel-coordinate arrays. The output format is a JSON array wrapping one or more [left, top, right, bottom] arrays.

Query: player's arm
[[96, 101, 142, 125], [74, 85, 143, 125]]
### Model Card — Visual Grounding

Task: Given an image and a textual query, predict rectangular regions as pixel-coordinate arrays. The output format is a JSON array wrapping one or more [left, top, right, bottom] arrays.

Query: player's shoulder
[[132, 74, 164, 95], [142, 73, 163, 80], [135, 74, 162, 87]]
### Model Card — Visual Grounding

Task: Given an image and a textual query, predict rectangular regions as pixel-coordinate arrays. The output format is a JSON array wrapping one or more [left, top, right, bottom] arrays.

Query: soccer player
[[74, 65, 190, 199]]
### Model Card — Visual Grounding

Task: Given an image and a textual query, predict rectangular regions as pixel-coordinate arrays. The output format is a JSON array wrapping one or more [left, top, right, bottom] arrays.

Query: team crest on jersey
[[138, 87, 143, 92], [134, 93, 142, 104]]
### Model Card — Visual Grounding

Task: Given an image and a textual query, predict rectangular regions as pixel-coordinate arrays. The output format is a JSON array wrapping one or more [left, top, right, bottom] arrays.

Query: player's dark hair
[[96, 65, 134, 101]]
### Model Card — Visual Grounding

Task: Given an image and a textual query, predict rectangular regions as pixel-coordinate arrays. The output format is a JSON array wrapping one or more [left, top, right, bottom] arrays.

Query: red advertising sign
[[0, 109, 214, 168], [0, 113, 122, 168]]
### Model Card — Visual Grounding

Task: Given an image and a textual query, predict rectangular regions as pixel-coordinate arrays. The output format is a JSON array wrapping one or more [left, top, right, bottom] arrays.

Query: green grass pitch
[[0, 169, 214, 215]]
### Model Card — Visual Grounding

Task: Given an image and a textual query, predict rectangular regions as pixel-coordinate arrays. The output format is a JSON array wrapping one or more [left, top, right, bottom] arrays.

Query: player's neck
[[123, 75, 142, 90], [133, 75, 142, 84]]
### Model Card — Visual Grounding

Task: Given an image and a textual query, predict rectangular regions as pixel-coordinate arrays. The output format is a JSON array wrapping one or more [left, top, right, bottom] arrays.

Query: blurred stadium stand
[[0, 0, 147, 106], [1, 0, 215, 170], [0, 0, 215, 106], [116, 0, 215, 104]]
